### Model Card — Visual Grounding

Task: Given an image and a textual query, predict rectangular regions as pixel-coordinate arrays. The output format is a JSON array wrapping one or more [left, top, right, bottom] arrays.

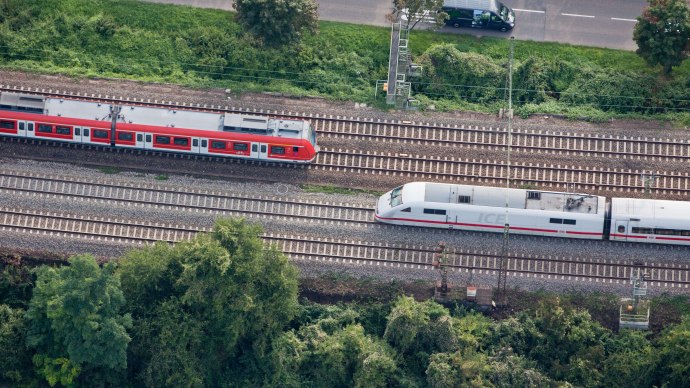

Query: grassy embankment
[[0, 0, 688, 123]]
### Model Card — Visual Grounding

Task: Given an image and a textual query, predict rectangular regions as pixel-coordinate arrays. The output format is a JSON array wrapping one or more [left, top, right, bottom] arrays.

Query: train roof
[[611, 197, 690, 220], [403, 182, 603, 214], [1, 92, 311, 140]]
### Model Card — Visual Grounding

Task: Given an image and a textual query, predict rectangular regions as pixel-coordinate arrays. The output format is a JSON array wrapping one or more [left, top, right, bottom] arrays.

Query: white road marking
[[513, 8, 545, 13], [611, 17, 637, 22], [561, 13, 595, 18]]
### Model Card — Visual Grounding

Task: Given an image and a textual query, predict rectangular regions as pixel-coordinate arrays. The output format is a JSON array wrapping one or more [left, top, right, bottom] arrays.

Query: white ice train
[[375, 182, 690, 246]]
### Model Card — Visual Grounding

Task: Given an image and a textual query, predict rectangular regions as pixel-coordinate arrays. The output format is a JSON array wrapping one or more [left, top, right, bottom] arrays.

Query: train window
[[549, 218, 563, 224], [192, 139, 198, 147], [682, 230, 690, 236], [155, 135, 170, 144], [93, 130, 109, 139], [261, 145, 267, 153], [654, 228, 675, 235], [118, 132, 133, 141], [83, 128, 88, 136], [401, 207, 411, 212], [458, 195, 471, 204], [252, 144, 258, 152], [211, 141, 226, 149], [527, 191, 541, 200], [201, 139, 207, 148], [28, 123, 34, 131], [56, 126, 71, 135], [233, 143, 249, 151], [293, 146, 299, 153], [423, 209, 446, 215], [137, 134, 143, 142], [0, 120, 15, 129], [75, 128, 81, 136], [19, 122, 25, 130], [632, 227, 653, 234], [617, 225, 626, 233], [37, 124, 53, 133], [173, 138, 189, 146], [146, 134, 152, 142], [563, 219, 576, 225], [271, 146, 285, 155]]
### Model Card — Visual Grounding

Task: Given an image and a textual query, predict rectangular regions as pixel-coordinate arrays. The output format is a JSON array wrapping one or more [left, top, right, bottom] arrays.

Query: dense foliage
[[0, 0, 688, 121], [633, 0, 690, 75], [233, 0, 319, 46], [2, 228, 690, 387]]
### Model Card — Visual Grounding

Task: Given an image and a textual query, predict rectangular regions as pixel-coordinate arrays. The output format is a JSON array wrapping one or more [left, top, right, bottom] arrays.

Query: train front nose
[[375, 192, 392, 220]]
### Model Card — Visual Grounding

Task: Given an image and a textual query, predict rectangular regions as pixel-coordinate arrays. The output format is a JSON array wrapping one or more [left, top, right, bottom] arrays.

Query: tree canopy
[[389, 0, 449, 30], [233, 0, 319, 46], [25, 255, 132, 386], [633, 0, 690, 74]]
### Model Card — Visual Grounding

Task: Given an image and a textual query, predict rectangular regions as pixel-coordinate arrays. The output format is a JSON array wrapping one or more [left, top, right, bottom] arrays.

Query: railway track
[[0, 170, 374, 225], [2, 207, 688, 289], [3, 137, 689, 197], [3, 84, 690, 163]]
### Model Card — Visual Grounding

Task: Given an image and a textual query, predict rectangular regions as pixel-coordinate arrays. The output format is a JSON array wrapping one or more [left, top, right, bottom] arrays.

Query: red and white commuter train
[[375, 182, 690, 246], [0, 92, 318, 163]]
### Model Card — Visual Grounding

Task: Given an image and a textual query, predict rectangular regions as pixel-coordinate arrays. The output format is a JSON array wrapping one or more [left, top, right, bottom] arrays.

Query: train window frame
[[19, 122, 25, 131], [192, 139, 199, 147], [527, 191, 541, 200], [155, 135, 170, 145], [252, 144, 258, 152], [146, 134, 152, 142], [173, 137, 189, 147], [93, 129, 109, 139], [118, 132, 134, 141], [563, 219, 576, 225], [55, 126, 71, 135], [28, 123, 34, 132], [401, 207, 411, 213], [271, 146, 285, 155], [83, 128, 89, 136], [632, 227, 653, 234], [137, 134, 143, 142], [458, 195, 471, 204], [293, 146, 299, 153], [0, 120, 15, 129], [261, 145, 267, 153], [423, 208, 446, 216], [201, 139, 207, 148], [211, 141, 226, 150], [37, 124, 53, 133], [233, 143, 249, 151], [549, 218, 563, 224], [75, 128, 81, 136]]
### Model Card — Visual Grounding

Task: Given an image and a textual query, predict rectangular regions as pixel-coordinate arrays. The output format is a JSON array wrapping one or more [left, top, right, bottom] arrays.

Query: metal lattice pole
[[496, 37, 514, 307]]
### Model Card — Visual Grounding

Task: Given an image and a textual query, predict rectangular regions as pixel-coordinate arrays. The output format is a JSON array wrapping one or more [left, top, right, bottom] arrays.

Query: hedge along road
[[142, 0, 646, 50]]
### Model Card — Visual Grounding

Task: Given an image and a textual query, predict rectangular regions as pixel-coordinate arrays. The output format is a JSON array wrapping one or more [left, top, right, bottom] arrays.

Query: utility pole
[[496, 36, 514, 307]]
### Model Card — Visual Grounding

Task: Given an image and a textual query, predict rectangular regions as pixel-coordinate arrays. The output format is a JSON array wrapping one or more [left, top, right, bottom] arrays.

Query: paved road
[[142, 0, 646, 50]]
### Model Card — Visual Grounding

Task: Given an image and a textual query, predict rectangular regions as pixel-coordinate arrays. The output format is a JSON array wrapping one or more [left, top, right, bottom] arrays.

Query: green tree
[[119, 218, 300, 386], [25, 255, 132, 386], [633, 0, 690, 75], [389, 0, 448, 30], [233, 0, 319, 46], [0, 304, 35, 384], [601, 329, 657, 388], [655, 316, 690, 387], [425, 350, 491, 387]]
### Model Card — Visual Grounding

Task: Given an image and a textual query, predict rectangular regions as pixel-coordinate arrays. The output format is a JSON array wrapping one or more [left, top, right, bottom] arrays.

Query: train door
[[26, 122, 35, 138], [191, 138, 200, 154], [17, 121, 27, 137], [251, 143, 268, 160], [135, 133, 145, 149], [613, 220, 629, 241], [82, 127, 91, 143], [144, 133, 153, 149], [73, 127, 82, 143]]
